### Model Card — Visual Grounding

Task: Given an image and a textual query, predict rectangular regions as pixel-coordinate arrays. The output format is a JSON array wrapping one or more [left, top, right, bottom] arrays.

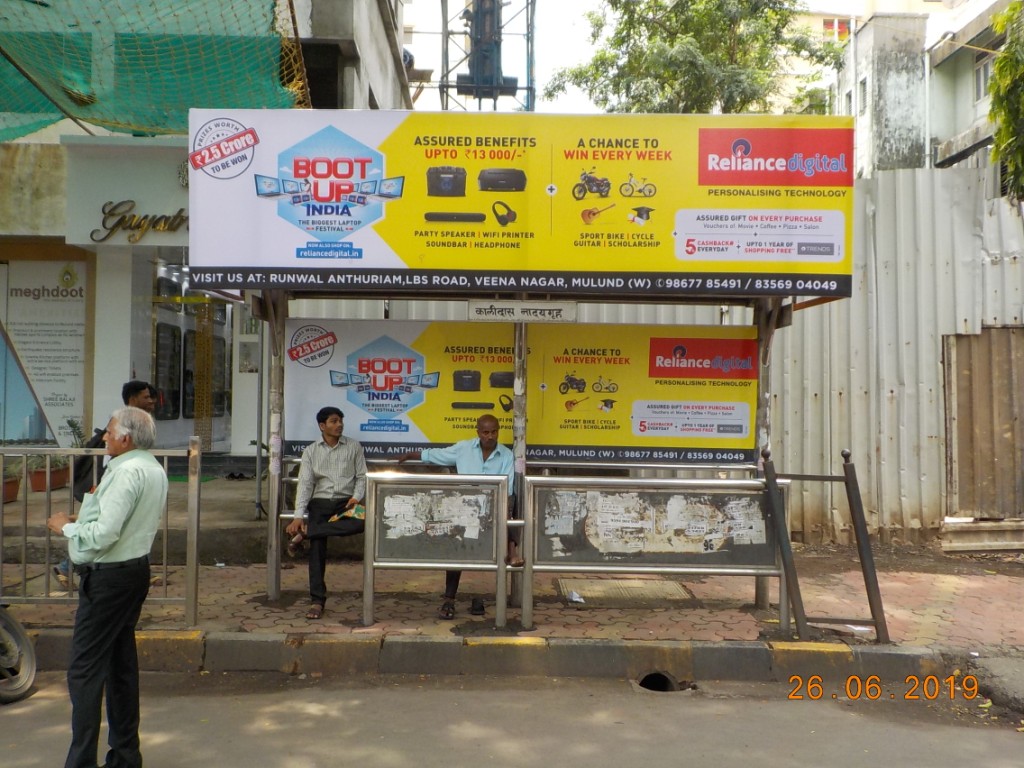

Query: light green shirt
[[63, 448, 168, 565]]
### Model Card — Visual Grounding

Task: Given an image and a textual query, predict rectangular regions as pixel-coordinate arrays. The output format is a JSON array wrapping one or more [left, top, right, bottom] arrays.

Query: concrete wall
[[310, 0, 410, 109], [0, 144, 65, 236], [869, 16, 928, 170], [838, 14, 928, 175]]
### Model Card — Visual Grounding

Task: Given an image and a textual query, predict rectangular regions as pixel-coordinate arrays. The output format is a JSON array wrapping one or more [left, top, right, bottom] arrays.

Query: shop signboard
[[0, 261, 86, 446], [189, 110, 853, 299]]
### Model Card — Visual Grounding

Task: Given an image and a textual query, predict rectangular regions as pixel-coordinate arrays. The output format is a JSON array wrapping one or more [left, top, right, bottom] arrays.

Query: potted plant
[[26, 452, 70, 492], [3, 456, 22, 503]]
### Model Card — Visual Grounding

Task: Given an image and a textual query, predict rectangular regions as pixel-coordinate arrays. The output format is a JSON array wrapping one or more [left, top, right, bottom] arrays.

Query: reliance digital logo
[[648, 337, 758, 380], [698, 128, 853, 188]]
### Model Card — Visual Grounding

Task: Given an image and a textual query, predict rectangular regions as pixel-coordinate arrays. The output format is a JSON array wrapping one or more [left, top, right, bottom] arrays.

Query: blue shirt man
[[397, 413, 514, 619]]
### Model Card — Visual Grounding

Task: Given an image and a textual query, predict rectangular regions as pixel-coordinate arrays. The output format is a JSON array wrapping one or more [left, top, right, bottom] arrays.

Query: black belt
[[74, 555, 149, 575]]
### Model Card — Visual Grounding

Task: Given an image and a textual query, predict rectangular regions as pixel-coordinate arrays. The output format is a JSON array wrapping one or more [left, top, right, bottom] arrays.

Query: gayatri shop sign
[[187, 110, 854, 299], [90, 200, 189, 244]]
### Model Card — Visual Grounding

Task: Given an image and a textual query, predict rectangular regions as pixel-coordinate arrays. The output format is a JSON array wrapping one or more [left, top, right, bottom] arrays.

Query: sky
[[403, 0, 604, 113]]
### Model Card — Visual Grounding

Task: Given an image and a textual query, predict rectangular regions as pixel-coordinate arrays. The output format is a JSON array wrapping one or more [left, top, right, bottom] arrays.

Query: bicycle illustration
[[619, 173, 656, 198], [591, 375, 618, 393]]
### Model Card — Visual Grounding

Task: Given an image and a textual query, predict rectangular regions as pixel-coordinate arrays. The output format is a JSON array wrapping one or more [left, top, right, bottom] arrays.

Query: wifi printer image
[[478, 168, 526, 192]]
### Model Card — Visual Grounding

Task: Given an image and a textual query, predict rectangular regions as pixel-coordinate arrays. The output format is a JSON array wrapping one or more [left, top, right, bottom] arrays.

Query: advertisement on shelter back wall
[[189, 110, 853, 299], [283, 319, 757, 464]]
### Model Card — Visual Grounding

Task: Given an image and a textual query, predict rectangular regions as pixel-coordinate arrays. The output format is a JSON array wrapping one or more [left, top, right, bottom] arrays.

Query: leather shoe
[[470, 597, 485, 615]]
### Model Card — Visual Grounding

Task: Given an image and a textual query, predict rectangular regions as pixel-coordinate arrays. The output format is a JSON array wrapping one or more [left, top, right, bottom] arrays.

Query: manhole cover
[[557, 578, 700, 608]]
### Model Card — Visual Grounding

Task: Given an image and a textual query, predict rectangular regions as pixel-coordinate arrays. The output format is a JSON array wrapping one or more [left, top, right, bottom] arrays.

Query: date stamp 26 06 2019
[[787, 674, 980, 702]]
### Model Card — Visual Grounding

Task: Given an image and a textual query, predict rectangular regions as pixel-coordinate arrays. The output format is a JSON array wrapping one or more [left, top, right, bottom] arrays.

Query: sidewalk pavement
[[4, 477, 1023, 714]]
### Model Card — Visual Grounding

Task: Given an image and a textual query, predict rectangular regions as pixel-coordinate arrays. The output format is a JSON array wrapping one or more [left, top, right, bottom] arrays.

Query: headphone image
[[491, 200, 517, 227]]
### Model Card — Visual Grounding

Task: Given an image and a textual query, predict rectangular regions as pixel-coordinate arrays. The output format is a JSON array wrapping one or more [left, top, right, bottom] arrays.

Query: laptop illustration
[[376, 176, 405, 199], [254, 175, 284, 197]]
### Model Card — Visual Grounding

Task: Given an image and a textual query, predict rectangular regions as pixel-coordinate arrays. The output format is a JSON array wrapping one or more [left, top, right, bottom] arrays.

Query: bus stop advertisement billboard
[[188, 110, 853, 299], [283, 319, 758, 465]]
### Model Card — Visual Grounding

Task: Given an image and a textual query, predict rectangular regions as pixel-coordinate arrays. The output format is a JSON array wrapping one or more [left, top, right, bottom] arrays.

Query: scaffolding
[[427, 0, 537, 111]]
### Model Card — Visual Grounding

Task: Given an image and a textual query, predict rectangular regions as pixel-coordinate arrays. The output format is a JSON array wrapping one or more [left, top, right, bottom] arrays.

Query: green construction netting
[[0, 0, 309, 141]]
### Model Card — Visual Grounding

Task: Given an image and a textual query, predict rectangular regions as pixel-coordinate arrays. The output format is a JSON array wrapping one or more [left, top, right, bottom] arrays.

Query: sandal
[[438, 598, 456, 620], [305, 603, 324, 620]]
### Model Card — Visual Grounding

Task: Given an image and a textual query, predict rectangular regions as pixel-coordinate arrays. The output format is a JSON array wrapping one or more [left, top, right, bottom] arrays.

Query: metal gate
[[1, 439, 202, 625], [944, 327, 1024, 519]]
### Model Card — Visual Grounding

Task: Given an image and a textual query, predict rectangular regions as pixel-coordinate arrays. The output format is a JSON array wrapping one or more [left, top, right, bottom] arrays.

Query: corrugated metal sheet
[[288, 167, 1023, 541], [772, 168, 1023, 542]]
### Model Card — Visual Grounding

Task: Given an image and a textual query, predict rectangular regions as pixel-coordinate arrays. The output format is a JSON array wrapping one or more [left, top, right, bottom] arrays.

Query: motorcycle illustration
[[0, 604, 36, 703], [572, 168, 611, 200], [591, 375, 619, 393], [558, 371, 587, 394], [619, 173, 656, 198]]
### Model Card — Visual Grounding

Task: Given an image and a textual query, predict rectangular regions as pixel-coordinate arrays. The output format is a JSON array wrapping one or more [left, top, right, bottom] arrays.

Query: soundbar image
[[424, 212, 487, 222]]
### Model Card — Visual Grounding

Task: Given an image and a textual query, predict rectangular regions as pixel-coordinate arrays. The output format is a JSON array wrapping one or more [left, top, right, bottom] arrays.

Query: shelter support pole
[[264, 291, 288, 600], [753, 298, 785, 610], [254, 317, 266, 520], [510, 319, 528, 607]]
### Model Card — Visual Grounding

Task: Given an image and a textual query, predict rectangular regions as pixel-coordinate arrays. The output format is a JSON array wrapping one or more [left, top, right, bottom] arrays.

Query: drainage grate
[[557, 578, 700, 608]]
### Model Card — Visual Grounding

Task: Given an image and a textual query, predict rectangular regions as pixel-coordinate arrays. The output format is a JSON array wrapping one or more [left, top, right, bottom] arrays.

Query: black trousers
[[306, 498, 364, 606], [65, 560, 150, 768]]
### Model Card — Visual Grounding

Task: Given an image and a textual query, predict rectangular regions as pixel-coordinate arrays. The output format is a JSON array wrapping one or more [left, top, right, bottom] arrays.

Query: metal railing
[[1, 438, 202, 626]]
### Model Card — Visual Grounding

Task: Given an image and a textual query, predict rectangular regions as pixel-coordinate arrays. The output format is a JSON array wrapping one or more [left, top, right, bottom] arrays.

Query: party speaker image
[[453, 370, 481, 391], [427, 166, 467, 196]]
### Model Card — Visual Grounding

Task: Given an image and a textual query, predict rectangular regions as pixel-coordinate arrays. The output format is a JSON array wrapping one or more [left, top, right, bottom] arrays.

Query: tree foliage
[[543, 0, 843, 114], [990, 1, 1024, 205]]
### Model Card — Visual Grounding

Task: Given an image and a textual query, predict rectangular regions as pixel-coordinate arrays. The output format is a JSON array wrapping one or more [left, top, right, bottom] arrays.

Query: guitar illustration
[[580, 204, 615, 224], [564, 396, 589, 411]]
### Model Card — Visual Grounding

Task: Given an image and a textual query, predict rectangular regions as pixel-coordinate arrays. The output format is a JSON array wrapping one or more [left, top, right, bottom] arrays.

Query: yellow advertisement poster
[[527, 324, 758, 463], [190, 110, 853, 299], [284, 319, 757, 465], [283, 319, 516, 456]]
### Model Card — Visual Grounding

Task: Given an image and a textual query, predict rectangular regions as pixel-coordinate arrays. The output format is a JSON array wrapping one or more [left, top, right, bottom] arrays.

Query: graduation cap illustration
[[629, 206, 654, 224], [598, 398, 617, 412]]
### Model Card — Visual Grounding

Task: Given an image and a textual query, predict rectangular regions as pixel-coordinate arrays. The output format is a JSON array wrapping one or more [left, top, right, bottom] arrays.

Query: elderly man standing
[[47, 406, 168, 768]]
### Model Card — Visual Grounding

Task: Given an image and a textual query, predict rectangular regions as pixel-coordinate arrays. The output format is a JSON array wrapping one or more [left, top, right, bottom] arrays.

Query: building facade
[[0, 0, 411, 452]]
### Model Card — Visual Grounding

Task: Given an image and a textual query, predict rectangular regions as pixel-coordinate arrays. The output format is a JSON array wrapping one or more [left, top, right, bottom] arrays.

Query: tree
[[543, 0, 842, 114], [990, 1, 1024, 206]]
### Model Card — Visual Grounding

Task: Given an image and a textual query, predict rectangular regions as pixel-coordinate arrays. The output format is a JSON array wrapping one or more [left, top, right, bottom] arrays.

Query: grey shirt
[[294, 436, 368, 519]]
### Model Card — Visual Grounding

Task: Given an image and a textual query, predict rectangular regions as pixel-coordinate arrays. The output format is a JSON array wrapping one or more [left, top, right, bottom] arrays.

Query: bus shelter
[[187, 109, 854, 620]]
